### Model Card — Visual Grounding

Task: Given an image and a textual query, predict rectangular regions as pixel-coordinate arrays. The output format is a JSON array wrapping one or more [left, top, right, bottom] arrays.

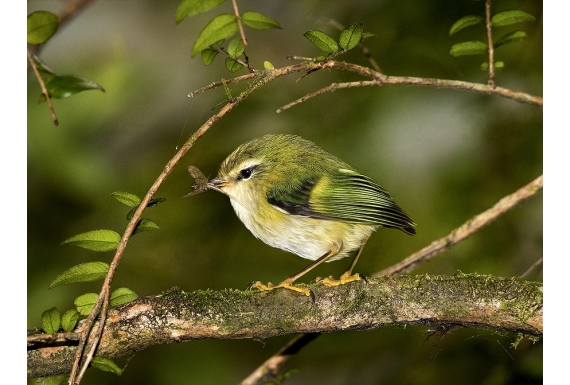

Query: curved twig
[[27, 50, 58, 125], [375, 174, 543, 277]]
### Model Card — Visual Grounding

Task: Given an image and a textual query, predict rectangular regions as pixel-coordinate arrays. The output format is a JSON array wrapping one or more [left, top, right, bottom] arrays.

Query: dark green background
[[27, 1, 542, 384]]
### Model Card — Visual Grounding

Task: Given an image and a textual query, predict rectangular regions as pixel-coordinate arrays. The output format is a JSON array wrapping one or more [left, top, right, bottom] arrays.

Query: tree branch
[[28, 274, 542, 378]]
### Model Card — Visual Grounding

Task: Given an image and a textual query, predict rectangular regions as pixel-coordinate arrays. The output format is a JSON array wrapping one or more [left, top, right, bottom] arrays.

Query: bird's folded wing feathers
[[266, 169, 416, 235]]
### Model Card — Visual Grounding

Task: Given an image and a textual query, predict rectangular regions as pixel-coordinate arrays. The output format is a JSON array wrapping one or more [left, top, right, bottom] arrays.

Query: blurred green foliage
[[27, 0, 542, 384]]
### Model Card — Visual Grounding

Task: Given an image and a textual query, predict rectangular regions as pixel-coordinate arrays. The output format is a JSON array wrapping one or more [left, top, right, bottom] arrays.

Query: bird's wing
[[266, 168, 416, 235]]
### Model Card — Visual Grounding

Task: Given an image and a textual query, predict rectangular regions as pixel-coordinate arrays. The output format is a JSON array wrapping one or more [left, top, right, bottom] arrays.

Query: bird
[[193, 134, 415, 296]]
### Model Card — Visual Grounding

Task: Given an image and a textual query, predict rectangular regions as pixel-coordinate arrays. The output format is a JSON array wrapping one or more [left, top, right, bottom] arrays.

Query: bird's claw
[[247, 280, 315, 301], [318, 271, 364, 287]]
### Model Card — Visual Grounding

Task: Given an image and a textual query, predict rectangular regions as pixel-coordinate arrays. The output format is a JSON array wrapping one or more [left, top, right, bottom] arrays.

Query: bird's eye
[[239, 167, 254, 180]]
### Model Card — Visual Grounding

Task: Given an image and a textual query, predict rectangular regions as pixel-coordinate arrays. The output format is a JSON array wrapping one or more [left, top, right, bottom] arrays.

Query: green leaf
[[148, 197, 166, 207], [27, 11, 59, 45], [91, 356, 123, 376], [110, 191, 141, 207], [192, 14, 238, 57], [61, 309, 80, 332], [450, 41, 488, 57], [43, 75, 105, 100], [126, 207, 137, 220], [491, 10, 535, 27], [110, 288, 139, 307], [175, 0, 226, 24], [49, 262, 110, 289], [201, 48, 218, 65], [125, 197, 166, 220], [361, 32, 375, 41], [227, 37, 246, 57], [303, 30, 339, 53], [133, 218, 160, 235], [225, 57, 244, 72], [41, 307, 61, 335], [62, 230, 121, 252], [74, 293, 99, 315], [263, 61, 275, 70], [494, 30, 527, 48], [449, 15, 484, 35], [339, 23, 363, 51], [241, 11, 282, 30]]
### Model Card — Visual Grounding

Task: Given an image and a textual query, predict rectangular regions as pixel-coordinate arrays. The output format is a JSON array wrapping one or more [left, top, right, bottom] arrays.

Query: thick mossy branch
[[28, 273, 542, 378]]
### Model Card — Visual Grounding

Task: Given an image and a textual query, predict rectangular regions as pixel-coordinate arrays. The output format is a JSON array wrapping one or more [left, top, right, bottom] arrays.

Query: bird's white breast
[[228, 196, 376, 262]]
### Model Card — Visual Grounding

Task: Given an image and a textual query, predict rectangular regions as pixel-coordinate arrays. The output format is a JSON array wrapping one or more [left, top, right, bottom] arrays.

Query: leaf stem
[[27, 50, 58, 126], [485, 0, 496, 87], [231, 0, 248, 46]]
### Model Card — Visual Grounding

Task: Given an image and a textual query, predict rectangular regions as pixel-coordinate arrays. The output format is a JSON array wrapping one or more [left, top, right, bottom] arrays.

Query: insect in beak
[[182, 165, 228, 198]]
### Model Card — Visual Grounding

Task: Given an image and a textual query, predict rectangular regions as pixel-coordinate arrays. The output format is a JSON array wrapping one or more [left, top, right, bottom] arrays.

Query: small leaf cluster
[[42, 306, 123, 377], [38, 191, 164, 375], [449, 9, 535, 70], [27, 11, 105, 101], [303, 23, 375, 61], [175, 0, 282, 71]]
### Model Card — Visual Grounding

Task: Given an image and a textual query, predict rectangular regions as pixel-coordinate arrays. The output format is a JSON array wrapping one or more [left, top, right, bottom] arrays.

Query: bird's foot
[[248, 280, 314, 298], [318, 271, 364, 287]]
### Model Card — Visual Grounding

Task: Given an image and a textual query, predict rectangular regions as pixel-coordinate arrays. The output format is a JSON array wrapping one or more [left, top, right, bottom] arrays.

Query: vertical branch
[[27, 50, 58, 126], [485, 0, 495, 87], [231, 0, 248, 46]]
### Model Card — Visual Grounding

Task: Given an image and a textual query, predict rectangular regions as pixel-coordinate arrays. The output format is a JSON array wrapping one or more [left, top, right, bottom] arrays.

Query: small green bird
[[200, 134, 415, 296]]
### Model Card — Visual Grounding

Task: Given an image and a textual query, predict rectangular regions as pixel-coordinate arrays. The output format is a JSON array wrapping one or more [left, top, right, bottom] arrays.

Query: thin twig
[[286, 55, 318, 61], [188, 73, 257, 98], [74, 288, 110, 383], [277, 81, 377, 112], [27, 50, 58, 126], [324, 61, 541, 105], [375, 175, 543, 277], [485, 0, 495, 87], [189, 61, 542, 107], [211, 46, 255, 73], [58, 0, 97, 29], [231, 0, 247, 46], [520, 258, 543, 279], [27, 332, 82, 348], [284, 61, 542, 106], [239, 333, 320, 385]]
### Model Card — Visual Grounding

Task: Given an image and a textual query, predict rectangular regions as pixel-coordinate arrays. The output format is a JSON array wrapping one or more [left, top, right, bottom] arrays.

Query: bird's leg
[[320, 235, 370, 287], [249, 242, 342, 297]]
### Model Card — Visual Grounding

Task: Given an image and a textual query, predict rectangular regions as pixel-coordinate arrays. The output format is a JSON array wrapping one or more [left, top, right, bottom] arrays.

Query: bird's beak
[[207, 178, 229, 192]]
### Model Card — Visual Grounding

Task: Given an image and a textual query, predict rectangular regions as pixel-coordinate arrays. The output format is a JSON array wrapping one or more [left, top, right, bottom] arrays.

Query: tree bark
[[27, 273, 542, 378]]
